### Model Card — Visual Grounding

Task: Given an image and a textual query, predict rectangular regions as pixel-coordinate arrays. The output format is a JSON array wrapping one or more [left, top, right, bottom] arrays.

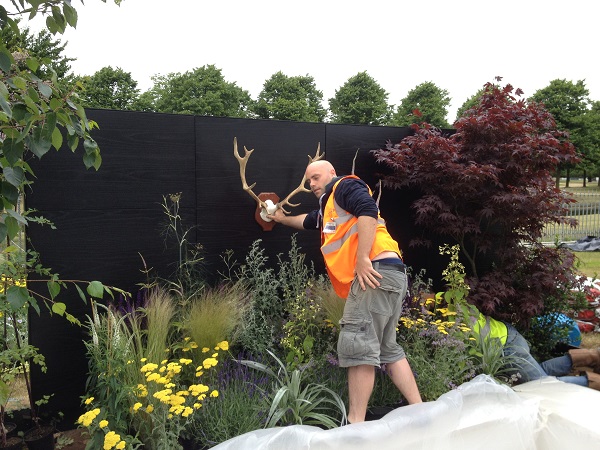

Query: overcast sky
[[26, 0, 599, 120]]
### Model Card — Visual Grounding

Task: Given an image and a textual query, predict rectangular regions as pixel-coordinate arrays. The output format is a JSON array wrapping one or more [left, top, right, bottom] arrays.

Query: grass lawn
[[572, 249, 600, 349], [574, 251, 600, 278]]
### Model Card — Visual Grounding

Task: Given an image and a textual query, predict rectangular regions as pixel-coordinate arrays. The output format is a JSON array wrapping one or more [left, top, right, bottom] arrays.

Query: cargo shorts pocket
[[337, 319, 370, 358]]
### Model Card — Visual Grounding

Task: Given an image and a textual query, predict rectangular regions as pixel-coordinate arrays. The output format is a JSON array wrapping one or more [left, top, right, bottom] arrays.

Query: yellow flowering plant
[[78, 340, 228, 450], [76, 398, 141, 450]]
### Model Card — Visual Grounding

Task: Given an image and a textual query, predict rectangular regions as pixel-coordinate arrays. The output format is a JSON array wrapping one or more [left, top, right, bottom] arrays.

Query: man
[[268, 160, 422, 423], [473, 312, 600, 390]]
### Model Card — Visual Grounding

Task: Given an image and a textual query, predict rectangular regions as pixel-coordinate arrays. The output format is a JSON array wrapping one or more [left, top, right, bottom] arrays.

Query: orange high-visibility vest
[[321, 176, 401, 299]]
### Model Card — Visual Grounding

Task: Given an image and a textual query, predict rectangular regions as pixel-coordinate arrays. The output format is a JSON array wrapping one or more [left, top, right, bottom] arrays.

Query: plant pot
[[24, 424, 55, 450], [0, 436, 24, 450], [2, 422, 17, 438]]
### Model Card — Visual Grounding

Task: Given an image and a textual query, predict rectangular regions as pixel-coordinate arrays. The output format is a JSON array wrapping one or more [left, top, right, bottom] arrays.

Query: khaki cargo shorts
[[337, 265, 407, 368]]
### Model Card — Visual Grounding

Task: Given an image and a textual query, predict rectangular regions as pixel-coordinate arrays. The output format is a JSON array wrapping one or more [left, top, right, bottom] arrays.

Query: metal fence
[[541, 191, 600, 243]]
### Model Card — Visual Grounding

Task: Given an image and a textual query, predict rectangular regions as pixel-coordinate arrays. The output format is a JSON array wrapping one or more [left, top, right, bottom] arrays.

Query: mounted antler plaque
[[233, 137, 324, 230]]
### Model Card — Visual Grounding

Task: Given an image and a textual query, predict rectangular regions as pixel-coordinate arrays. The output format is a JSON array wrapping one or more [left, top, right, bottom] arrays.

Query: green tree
[[76, 66, 139, 110], [577, 101, 600, 184], [455, 88, 485, 121], [530, 79, 591, 184], [1, 0, 120, 438], [144, 65, 253, 117], [392, 81, 451, 128], [1, 19, 74, 80], [254, 71, 325, 122], [328, 71, 390, 125]]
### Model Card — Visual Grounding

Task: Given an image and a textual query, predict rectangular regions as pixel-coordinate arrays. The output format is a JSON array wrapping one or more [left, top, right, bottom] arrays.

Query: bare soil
[[54, 429, 89, 450]]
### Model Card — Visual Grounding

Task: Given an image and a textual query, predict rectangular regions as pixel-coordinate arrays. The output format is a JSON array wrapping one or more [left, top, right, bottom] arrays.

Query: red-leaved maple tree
[[373, 79, 586, 323]]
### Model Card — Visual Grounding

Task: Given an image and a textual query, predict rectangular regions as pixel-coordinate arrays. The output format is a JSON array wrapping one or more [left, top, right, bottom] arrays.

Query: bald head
[[305, 160, 336, 198]]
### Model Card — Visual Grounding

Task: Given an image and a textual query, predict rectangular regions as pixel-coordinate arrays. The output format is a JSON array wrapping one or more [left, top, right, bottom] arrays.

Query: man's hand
[[266, 208, 286, 223], [266, 209, 307, 230], [355, 255, 382, 290]]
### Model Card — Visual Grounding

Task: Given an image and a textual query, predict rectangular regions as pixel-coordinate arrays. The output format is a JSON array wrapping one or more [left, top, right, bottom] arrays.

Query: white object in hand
[[260, 200, 278, 222]]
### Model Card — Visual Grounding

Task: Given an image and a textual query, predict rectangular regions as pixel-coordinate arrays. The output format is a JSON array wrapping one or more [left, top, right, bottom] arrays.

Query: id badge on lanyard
[[323, 220, 337, 234]]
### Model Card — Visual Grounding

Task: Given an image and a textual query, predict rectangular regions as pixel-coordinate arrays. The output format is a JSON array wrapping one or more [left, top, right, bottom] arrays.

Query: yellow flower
[[140, 362, 158, 373], [133, 402, 142, 412], [202, 347, 210, 353], [145, 404, 154, 413], [77, 408, 101, 427], [189, 384, 209, 396], [210, 390, 219, 398], [116, 442, 126, 450], [136, 384, 148, 398], [179, 358, 192, 365], [202, 357, 218, 369], [103, 431, 121, 450], [84, 397, 94, 405], [146, 372, 160, 382], [182, 406, 194, 417], [99, 420, 109, 428]]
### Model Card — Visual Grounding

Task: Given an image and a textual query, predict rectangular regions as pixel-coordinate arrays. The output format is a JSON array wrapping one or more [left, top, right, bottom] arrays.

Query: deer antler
[[277, 143, 325, 214], [233, 137, 269, 212]]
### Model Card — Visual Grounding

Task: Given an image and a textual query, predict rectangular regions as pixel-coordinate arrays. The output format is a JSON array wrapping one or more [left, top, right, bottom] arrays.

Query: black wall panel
[[25, 110, 447, 425]]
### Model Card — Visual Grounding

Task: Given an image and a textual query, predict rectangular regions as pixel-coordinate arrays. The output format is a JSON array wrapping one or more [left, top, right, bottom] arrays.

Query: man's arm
[[267, 208, 307, 230], [355, 215, 382, 290]]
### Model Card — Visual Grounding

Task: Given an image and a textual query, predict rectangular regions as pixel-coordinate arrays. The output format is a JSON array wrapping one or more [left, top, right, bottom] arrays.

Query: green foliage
[[182, 281, 250, 353], [76, 66, 140, 110], [1, 9, 110, 409], [187, 357, 268, 448], [158, 193, 206, 297], [454, 87, 486, 121], [392, 81, 451, 128], [328, 71, 391, 125], [530, 79, 590, 144], [277, 235, 327, 368], [232, 239, 284, 354], [400, 251, 477, 400], [530, 79, 596, 177], [240, 350, 347, 428], [1, 19, 74, 80], [309, 278, 345, 334], [467, 331, 525, 385], [83, 302, 142, 442], [254, 71, 326, 122], [143, 65, 253, 117], [398, 325, 474, 401]]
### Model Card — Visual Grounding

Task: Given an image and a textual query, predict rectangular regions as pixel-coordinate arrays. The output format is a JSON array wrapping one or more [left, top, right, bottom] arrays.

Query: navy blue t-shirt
[[303, 177, 379, 230]]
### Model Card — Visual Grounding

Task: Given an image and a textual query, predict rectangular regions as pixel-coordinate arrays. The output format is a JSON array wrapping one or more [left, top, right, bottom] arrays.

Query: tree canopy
[[530, 79, 590, 151], [254, 71, 326, 122], [76, 66, 139, 110], [141, 65, 253, 118], [328, 71, 390, 125], [392, 81, 451, 129]]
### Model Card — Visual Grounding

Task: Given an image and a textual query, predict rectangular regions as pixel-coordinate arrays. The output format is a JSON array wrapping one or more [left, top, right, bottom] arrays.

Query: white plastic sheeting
[[212, 375, 599, 450]]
